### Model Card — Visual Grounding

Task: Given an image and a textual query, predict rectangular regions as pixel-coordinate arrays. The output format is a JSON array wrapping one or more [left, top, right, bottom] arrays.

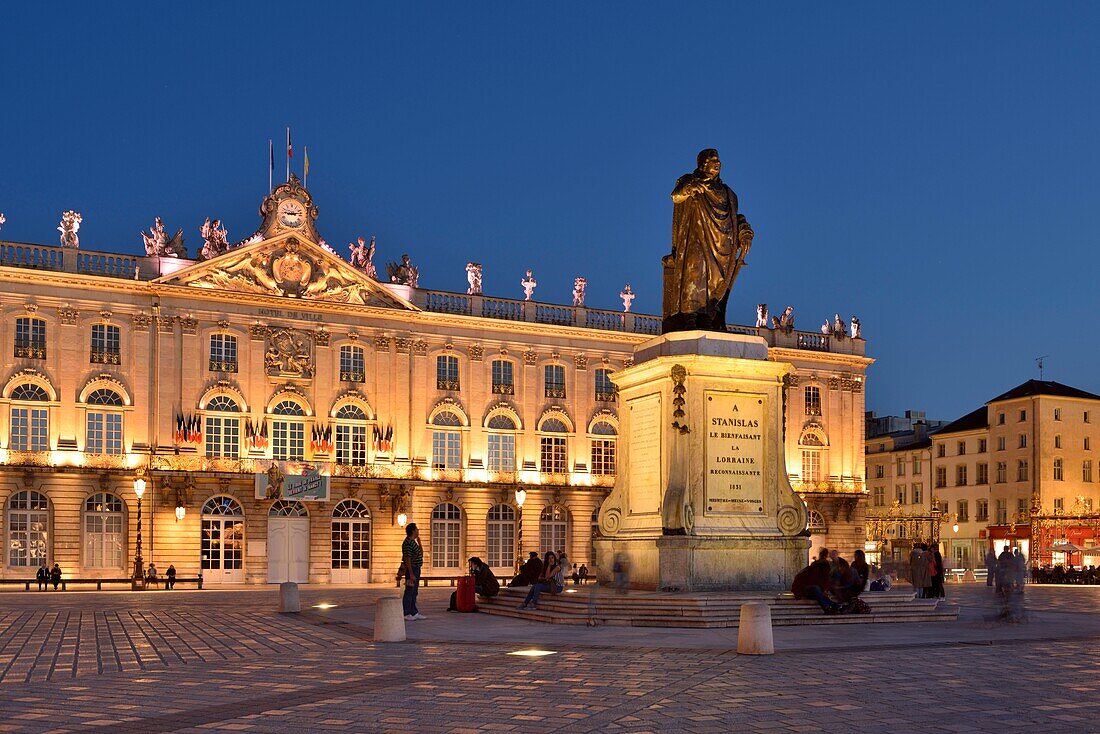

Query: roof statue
[[851, 316, 862, 339], [198, 218, 230, 261], [58, 210, 82, 248], [466, 262, 483, 295], [521, 269, 537, 301], [620, 284, 635, 312], [386, 254, 419, 288], [662, 148, 753, 333], [349, 236, 377, 279], [0, 213, 5, 232], [572, 277, 587, 307], [755, 303, 769, 328], [771, 305, 794, 334], [141, 217, 186, 258]]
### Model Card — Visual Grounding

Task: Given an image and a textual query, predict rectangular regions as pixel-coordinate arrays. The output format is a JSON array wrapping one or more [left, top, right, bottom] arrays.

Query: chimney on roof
[[913, 420, 927, 442]]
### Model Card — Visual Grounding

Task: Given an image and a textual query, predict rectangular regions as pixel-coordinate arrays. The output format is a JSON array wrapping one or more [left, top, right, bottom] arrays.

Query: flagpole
[[268, 139, 273, 193], [304, 146, 309, 188], [286, 127, 291, 182]]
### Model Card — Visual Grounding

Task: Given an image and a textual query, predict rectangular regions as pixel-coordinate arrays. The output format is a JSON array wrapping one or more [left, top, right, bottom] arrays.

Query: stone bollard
[[963, 569, 977, 583], [279, 582, 301, 613], [736, 602, 774, 655], [374, 597, 407, 642]]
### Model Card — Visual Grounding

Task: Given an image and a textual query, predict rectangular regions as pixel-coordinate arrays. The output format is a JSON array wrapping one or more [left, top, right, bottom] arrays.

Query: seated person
[[519, 551, 563, 610], [831, 558, 863, 604], [468, 557, 499, 598], [578, 563, 589, 583], [509, 552, 543, 587], [791, 551, 841, 614]]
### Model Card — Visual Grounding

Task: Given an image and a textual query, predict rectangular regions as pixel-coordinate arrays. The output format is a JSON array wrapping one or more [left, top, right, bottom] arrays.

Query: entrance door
[[331, 499, 371, 583], [268, 501, 309, 583], [201, 496, 245, 584]]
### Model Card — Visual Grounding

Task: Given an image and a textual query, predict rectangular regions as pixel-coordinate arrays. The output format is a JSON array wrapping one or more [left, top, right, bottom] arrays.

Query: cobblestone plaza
[[1, 585, 1098, 733]]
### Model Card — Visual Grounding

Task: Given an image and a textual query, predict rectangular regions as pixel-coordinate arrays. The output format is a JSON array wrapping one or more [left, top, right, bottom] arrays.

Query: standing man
[[400, 523, 426, 621], [985, 548, 998, 587]]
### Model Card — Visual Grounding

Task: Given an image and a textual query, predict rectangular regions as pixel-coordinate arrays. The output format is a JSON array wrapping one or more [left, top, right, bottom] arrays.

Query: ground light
[[312, 603, 338, 610], [564, 588, 578, 594], [507, 649, 557, 657]]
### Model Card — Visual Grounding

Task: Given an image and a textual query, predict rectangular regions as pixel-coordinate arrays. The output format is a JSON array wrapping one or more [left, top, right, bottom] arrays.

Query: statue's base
[[595, 535, 809, 592]]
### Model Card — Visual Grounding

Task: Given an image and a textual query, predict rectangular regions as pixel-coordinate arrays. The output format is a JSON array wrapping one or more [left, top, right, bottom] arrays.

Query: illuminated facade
[[0, 179, 871, 583]]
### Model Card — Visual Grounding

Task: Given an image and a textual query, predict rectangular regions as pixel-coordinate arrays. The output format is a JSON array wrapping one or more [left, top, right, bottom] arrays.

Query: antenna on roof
[[1036, 356, 1049, 380]]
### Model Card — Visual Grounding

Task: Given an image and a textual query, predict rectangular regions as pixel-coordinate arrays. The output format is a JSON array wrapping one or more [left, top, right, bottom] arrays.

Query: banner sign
[[255, 465, 330, 501]]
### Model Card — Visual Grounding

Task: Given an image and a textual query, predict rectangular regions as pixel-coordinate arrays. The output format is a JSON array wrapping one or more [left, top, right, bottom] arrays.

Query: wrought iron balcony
[[544, 387, 566, 399], [209, 359, 239, 373], [341, 370, 365, 383], [90, 349, 121, 365], [492, 382, 514, 395], [436, 378, 461, 391], [14, 341, 46, 359]]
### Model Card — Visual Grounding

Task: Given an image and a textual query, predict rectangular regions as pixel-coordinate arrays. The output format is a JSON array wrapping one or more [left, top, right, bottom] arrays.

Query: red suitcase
[[456, 575, 477, 612]]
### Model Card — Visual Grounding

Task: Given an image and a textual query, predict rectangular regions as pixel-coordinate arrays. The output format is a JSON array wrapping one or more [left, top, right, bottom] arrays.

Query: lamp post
[[132, 476, 147, 590], [514, 488, 527, 573]]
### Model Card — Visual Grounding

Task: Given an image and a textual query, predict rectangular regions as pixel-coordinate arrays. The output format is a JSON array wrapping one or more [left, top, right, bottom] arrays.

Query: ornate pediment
[[155, 234, 416, 310]]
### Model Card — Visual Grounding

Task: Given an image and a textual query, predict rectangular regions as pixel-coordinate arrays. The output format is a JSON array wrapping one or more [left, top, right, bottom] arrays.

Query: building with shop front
[[0, 177, 871, 584]]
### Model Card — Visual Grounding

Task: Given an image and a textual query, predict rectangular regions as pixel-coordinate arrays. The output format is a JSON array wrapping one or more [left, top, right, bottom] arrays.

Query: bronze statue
[[662, 148, 753, 333]]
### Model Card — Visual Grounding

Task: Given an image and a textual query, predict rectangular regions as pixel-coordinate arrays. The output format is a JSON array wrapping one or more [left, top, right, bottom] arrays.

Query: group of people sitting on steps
[[512, 549, 571, 610], [791, 547, 872, 615]]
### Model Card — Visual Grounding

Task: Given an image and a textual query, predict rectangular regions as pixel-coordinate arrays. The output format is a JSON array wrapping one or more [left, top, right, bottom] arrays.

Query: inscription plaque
[[627, 393, 662, 515], [705, 391, 765, 513]]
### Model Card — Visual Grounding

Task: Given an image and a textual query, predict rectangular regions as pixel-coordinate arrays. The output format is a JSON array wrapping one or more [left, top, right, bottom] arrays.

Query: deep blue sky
[[3, 4, 1099, 422]]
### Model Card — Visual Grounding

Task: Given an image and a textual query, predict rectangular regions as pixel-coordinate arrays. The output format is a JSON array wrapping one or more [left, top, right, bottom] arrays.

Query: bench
[[394, 575, 460, 587], [0, 576, 203, 591]]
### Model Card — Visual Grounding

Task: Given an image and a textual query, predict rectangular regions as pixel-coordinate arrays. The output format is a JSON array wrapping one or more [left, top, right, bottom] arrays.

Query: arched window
[[799, 429, 827, 484], [807, 509, 827, 533], [487, 413, 517, 473], [539, 505, 569, 556], [205, 395, 241, 459], [335, 404, 368, 466], [269, 500, 308, 517], [432, 411, 462, 469], [271, 400, 306, 460], [9, 383, 49, 451], [431, 502, 462, 568], [486, 504, 516, 568], [539, 418, 568, 474], [590, 421, 617, 476], [8, 490, 49, 567], [201, 496, 244, 574], [332, 500, 371, 579], [85, 390, 124, 455], [84, 493, 125, 568], [14, 317, 47, 360]]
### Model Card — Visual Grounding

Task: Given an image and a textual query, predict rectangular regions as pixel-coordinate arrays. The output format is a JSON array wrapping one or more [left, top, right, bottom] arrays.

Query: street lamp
[[132, 475, 147, 590], [514, 488, 527, 572]]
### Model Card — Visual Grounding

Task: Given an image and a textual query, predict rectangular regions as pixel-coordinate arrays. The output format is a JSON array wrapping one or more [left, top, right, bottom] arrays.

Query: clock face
[[277, 199, 305, 228]]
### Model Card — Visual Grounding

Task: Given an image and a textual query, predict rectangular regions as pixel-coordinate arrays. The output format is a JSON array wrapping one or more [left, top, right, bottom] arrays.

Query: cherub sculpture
[[620, 284, 635, 312], [521, 269, 537, 301], [58, 211, 82, 248], [466, 262, 483, 295]]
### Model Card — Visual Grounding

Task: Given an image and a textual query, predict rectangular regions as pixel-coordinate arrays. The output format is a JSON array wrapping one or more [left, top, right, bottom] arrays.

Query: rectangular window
[[1086, 437, 1092, 451], [896, 458, 905, 477], [935, 466, 947, 488], [1086, 411, 1091, 424], [1053, 458, 1064, 481], [1085, 460, 1094, 483], [1054, 407, 1062, 421], [340, 346, 365, 383], [956, 465, 968, 486], [998, 412, 1005, 425], [997, 436, 1006, 451], [595, 368, 615, 401], [957, 440, 966, 456], [976, 462, 989, 485], [1019, 409, 1027, 422], [937, 444, 945, 458], [1017, 460, 1029, 482], [1017, 498, 1029, 521], [209, 334, 238, 373], [803, 450, 822, 482], [14, 317, 46, 359], [336, 424, 367, 465], [544, 365, 566, 399], [1054, 497, 1064, 513], [995, 499, 1007, 524], [592, 439, 617, 476], [540, 436, 567, 474], [90, 324, 121, 365], [957, 500, 969, 522], [491, 360, 514, 395], [976, 498, 989, 522], [996, 461, 1007, 483], [1018, 434, 1027, 449], [912, 456, 922, 475], [1085, 498, 1094, 512], [431, 430, 461, 469], [487, 433, 516, 473], [804, 386, 822, 416], [895, 485, 906, 504], [272, 420, 305, 460], [875, 465, 884, 479], [10, 407, 48, 451], [205, 416, 240, 459], [978, 439, 987, 453], [85, 412, 123, 455], [873, 486, 885, 507], [911, 483, 923, 505], [436, 355, 460, 391], [1055, 434, 1062, 449]]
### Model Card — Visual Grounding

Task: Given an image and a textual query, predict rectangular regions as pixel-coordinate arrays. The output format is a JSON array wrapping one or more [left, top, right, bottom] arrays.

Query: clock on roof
[[277, 199, 306, 229]]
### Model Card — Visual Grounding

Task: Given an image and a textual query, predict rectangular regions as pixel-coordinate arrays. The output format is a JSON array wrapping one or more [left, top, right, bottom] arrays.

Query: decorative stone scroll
[[132, 314, 152, 332], [574, 354, 588, 371], [180, 317, 198, 335]]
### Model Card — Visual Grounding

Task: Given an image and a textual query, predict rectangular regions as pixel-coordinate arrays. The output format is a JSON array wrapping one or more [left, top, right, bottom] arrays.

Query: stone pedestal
[[374, 597, 407, 642], [278, 581, 301, 613], [736, 602, 775, 655], [596, 331, 809, 591]]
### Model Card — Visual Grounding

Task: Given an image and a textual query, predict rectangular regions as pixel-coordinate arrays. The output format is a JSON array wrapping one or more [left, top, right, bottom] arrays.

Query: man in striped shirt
[[400, 523, 426, 620]]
